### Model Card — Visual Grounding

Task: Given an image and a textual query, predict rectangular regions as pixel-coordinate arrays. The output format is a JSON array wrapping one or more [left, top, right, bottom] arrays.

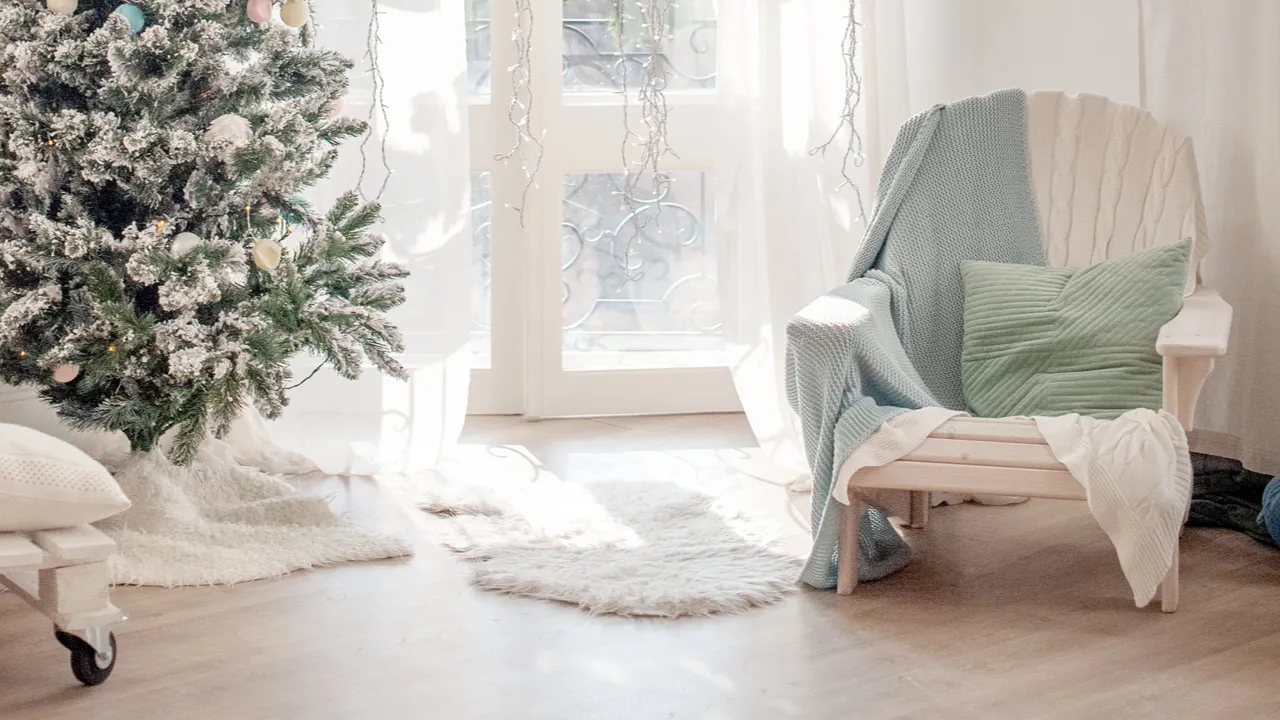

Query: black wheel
[[54, 630, 116, 686]]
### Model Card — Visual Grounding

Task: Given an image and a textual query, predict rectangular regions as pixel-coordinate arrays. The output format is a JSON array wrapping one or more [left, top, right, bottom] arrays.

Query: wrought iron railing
[[466, 17, 717, 93]]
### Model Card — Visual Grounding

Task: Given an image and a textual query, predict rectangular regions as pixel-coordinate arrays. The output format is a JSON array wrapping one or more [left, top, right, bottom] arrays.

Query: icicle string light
[[615, 0, 676, 285], [494, 0, 544, 228], [810, 0, 866, 222], [356, 0, 393, 203]]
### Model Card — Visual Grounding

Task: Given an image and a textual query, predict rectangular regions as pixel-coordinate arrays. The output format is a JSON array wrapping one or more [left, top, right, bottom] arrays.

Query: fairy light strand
[[355, 0, 393, 203], [615, 0, 676, 285], [809, 0, 866, 222], [494, 0, 544, 228]]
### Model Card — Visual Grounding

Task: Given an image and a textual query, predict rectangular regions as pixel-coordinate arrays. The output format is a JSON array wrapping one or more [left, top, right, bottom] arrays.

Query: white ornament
[[252, 237, 282, 271], [47, 0, 77, 15], [203, 114, 253, 150], [280, 0, 310, 28], [171, 232, 202, 258], [52, 364, 80, 383]]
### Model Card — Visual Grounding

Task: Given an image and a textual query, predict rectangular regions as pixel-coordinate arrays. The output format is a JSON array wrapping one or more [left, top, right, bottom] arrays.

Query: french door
[[464, 0, 739, 417]]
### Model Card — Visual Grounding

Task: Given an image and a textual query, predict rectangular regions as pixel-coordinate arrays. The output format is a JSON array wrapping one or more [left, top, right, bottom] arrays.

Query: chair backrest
[[1025, 91, 1208, 292]]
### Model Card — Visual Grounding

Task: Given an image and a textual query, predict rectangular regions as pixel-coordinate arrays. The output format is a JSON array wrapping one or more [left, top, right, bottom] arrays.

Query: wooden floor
[[1, 414, 1277, 719]]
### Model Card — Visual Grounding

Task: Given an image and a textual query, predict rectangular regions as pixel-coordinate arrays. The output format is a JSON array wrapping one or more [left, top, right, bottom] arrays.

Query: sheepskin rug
[[99, 451, 412, 587], [413, 468, 803, 618]]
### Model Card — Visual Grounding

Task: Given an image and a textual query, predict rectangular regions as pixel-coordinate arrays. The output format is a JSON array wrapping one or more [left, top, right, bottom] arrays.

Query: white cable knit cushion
[[0, 423, 130, 531]]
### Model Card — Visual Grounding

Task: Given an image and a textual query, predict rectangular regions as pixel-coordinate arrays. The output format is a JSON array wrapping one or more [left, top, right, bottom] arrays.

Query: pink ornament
[[330, 98, 344, 118], [246, 0, 272, 24], [52, 364, 80, 383]]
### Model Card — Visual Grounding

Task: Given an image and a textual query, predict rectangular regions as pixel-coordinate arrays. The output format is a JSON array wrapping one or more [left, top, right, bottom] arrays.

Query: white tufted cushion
[[0, 423, 130, 532]]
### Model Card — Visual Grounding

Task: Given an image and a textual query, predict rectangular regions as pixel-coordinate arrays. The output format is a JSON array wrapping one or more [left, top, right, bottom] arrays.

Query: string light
[[614, 0, 677, 285], [156, 219, 167, 231], [107, 345, 116, 353], [494, 0, 543, 228], [355, 0, 393, 203], [809, 0, 867, 222], [17, 351, 26, 357]]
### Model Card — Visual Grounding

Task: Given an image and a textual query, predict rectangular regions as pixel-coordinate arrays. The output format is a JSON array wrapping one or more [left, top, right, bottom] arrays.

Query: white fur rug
[[98, 451, 412, 587], [414, 472, 803, 618]]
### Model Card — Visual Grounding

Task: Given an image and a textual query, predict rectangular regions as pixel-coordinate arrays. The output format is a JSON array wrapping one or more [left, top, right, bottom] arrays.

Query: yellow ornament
[[280, 0, 310, 28], [252, 237, 283, 271], [47, 0, 78, 15]]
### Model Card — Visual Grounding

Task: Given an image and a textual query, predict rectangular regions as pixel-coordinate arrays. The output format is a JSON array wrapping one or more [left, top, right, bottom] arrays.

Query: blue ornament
[[281, 198, 306, 225], [112, 4, 145, 34]]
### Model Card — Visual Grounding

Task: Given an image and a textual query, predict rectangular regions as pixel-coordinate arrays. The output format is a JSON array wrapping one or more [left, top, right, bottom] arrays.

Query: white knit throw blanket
[[1036, 409, 1191, 607], [837, 407, 1190, 607]]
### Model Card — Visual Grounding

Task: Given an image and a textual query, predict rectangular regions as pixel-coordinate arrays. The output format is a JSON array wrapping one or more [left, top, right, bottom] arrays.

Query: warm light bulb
[[156, 220, 167, 230], [107, 345, 117, 353], [17, 351, 26, 357]]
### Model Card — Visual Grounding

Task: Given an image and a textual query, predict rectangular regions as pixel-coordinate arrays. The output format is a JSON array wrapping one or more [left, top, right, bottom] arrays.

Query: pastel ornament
[[47, 0, 78, 15], [112, 3, 146, 34], [171, 232, 202, 258], [52, 364, 80, 383], [252, 237, 283, 271], [281, 201, 305, 225], [280, 0, 310, 28], [203, 113, 254, 162], [246, 0, 272, 25]]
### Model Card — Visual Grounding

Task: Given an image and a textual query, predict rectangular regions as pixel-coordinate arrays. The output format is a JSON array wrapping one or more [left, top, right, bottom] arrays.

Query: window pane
[[466, 0, 491, 94], [471, 172, 492, 368], [562, 0, 716, 92], [562, 172, 723, 370]]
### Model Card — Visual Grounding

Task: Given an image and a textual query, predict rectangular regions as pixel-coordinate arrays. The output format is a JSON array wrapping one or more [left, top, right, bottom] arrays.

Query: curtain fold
[[1142, 0, 1280, 474], [255, 0, 474, 475], [715, 0, 866, 485]]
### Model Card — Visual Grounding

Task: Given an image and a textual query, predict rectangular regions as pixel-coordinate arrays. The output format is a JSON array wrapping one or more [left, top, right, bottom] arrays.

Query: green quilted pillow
[[961, 239, 1192, 419]]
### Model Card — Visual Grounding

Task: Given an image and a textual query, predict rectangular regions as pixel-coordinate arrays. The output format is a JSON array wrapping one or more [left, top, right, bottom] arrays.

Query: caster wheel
[[54, 629, 116, 686]]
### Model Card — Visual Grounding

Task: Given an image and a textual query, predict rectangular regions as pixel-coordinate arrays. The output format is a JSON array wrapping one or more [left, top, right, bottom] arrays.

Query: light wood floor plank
[[0, 413, 1275, 719]]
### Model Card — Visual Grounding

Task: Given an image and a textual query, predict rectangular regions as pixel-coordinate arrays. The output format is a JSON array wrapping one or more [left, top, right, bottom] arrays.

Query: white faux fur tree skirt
[[415, 473, 803, 618], [98, 452, 412, 587]]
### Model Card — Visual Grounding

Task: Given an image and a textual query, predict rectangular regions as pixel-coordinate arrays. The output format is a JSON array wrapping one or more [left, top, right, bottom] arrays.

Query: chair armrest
[[1157, 289, 1233, 358]]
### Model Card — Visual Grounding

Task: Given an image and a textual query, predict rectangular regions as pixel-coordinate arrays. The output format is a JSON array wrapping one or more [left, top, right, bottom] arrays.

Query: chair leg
[[908, 491, 930, 529], [837, 501, 862, 595], [1160, 543, 1180, 613]]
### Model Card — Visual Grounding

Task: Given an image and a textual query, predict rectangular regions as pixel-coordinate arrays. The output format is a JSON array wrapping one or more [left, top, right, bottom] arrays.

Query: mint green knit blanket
[[785, 89, 1047, 588]]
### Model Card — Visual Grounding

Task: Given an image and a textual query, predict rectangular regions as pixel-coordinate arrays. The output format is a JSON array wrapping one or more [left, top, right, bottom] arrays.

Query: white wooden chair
[[836, 92, 1233, 612]]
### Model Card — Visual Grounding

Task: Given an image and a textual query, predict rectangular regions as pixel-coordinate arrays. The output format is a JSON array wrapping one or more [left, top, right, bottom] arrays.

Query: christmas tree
[[0, 0, 408, 463]]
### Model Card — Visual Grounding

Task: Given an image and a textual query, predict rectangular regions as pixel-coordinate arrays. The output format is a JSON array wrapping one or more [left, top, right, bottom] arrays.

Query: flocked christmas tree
[[0, 0, 408, 463]]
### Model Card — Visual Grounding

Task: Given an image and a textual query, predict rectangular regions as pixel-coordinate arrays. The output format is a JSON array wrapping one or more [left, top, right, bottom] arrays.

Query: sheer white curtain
[[1142, 0, 1280, 474], [0, 1, 473, 476], [716, 0, 1140, 483], [272, 0, 472, 475], [715, 0, 866, 484]]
